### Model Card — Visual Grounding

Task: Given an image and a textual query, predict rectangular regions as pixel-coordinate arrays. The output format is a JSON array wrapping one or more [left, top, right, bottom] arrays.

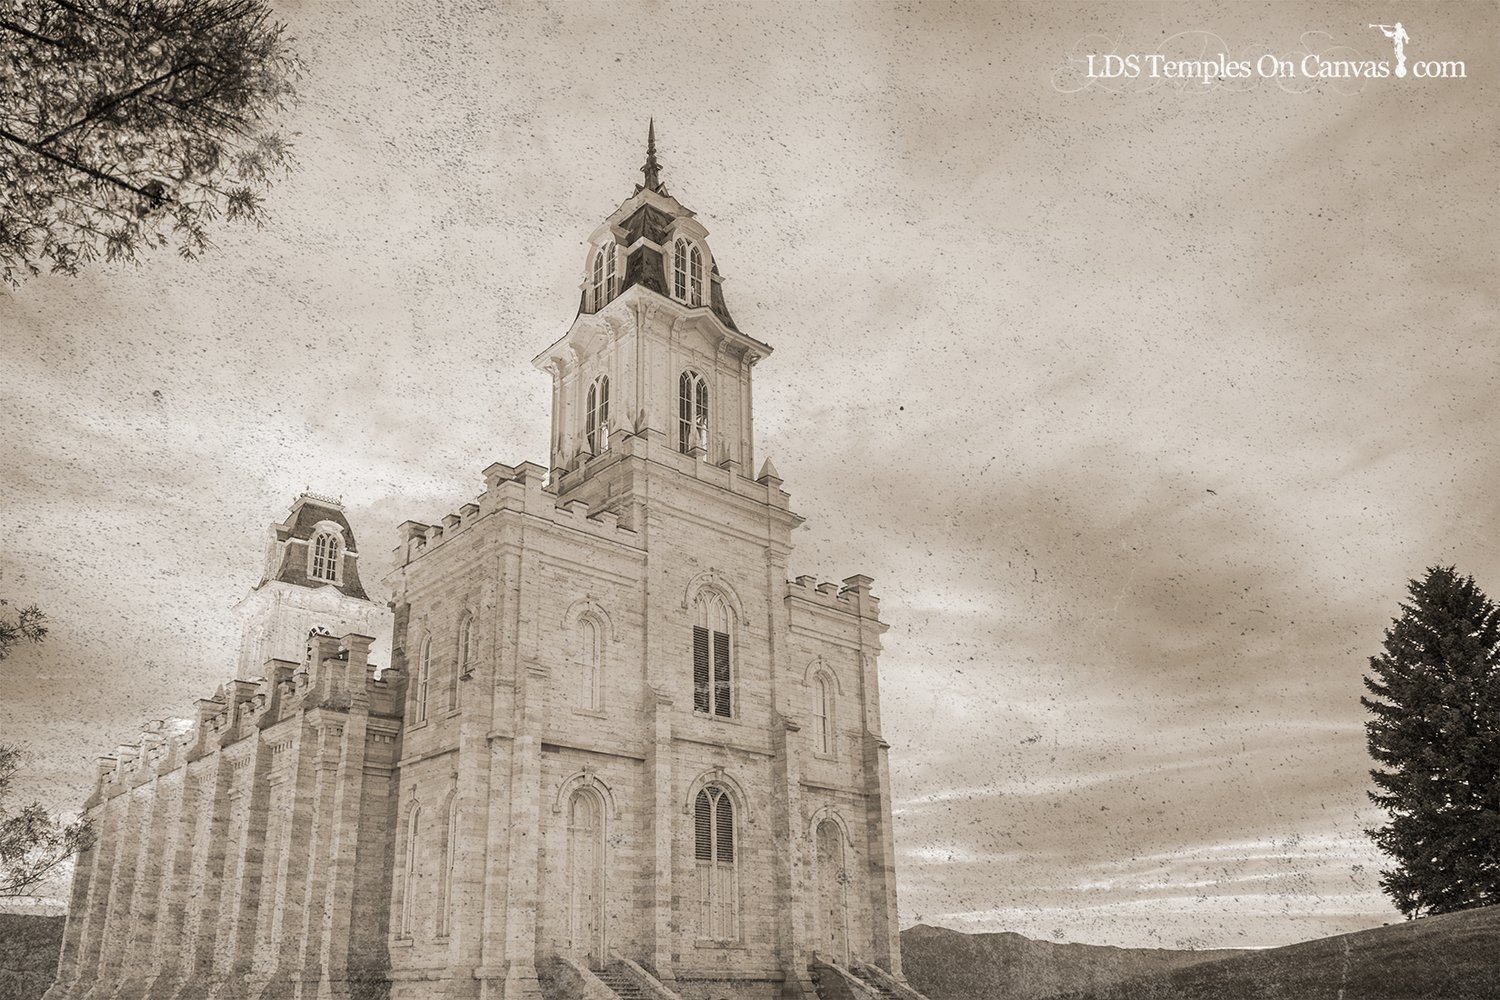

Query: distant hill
[[0, 913, 63, 1000], [1039, 904, 1500, 1000], [900, 923, 1245, 1000]]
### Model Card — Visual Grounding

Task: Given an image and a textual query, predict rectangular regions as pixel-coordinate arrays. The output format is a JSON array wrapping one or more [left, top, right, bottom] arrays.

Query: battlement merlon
[[390, 458, 646, 576], [785, 573, 885, 624]]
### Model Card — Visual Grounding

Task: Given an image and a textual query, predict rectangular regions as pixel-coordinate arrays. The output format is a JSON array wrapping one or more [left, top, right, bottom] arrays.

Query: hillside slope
[[1041, 904, 1500, 1000], [900, 923, 1245, 1000], [0, 913, 63, 1000]]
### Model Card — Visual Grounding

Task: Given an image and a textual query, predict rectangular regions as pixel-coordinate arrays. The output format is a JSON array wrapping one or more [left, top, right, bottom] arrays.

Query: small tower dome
[[577, 121, 739, 333], [234, 492, 393, 677]]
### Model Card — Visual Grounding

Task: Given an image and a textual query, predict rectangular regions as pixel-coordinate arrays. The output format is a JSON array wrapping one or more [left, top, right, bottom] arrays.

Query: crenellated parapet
[[51, 629, 408, 1000], [786, 573, 883, 621], [391, 457, 646, 571]]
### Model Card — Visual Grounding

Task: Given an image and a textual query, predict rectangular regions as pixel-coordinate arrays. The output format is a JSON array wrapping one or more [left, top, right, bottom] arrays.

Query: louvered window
[[693, 594, 732, 718], [693, 626, 711, 713], [714, 630, 731, 717], [694, 786, 738, 940]]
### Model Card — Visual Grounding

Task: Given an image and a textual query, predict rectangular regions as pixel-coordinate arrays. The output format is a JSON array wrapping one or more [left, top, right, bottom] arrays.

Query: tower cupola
[[233, 492, 393, 677], [540, 124, 773, 480]]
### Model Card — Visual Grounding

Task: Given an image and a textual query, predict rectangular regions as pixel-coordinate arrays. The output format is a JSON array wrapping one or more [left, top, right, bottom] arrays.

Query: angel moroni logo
[[1370, 22, 1411, 77]]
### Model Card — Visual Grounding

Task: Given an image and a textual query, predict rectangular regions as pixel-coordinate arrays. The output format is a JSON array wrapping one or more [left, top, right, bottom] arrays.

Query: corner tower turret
[[537, 122, 772, 481], [233, 492, 394, 676]]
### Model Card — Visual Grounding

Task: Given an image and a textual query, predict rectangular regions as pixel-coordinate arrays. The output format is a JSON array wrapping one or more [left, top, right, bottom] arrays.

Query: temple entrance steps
[[542, 955, 682, 1000], [809, 959, 933, 1000]]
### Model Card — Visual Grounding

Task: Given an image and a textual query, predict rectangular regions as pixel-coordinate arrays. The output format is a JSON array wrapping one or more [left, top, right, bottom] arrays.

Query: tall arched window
[[578, 616, 602, 710], [673, 237, 689, 301], [451, 614, 473, 709], [693, 593, 732, 718], [568, 788, 605, 959], [672, 238, 703, 306], [591, 244, 616, 311], [815, 674, 834, 754], [438, 796, 458, 936], [400, 804, 421, 936], [310, 529, 341, 583], [415, 636, 431, 723], [689, 244, 703, 305], [678, 370, 709, 454], [694, 786, 738, 940], [585, 375, 610, 454]]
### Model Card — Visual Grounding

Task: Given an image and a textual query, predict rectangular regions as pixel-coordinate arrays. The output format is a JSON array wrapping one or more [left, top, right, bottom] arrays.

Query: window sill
[[693, 939, 748, 951], [572, 706, 608, 719], [390, 936, 414, 949], [407, 720, 429, 733], [813, 750, 837, 762], [692, 710, 744, 726]]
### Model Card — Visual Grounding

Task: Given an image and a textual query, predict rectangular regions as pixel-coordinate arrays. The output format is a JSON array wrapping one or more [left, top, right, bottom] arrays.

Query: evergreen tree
[[1362, 566, 1500, 917]]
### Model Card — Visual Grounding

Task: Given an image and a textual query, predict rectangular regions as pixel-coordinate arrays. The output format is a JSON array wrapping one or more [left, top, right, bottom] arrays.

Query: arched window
[[673, 237, 689, 301], [815, 674, 834, 754], [568, 788, 605, 958], [678, 370, 709, 454], [585, 375, 610, 454], [451, 614, 473, 710], [415, 636, 431, 723], [694, 786, 738, 940], [310, 529, 341, 583], [672, 238, 703, 306], [578, 616, 602, 710], [591, 244, 616, 311], [693, 593, 732, 718], [400, 804, 421, 936], [438, 796, 458, 936]]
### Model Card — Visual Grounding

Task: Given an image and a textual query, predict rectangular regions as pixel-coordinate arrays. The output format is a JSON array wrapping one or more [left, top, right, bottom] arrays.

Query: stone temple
[[46, 128, 931, 1000]]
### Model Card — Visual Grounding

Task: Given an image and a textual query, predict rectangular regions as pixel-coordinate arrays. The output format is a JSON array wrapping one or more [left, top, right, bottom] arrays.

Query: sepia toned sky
[[1, 1, 1496, 950]]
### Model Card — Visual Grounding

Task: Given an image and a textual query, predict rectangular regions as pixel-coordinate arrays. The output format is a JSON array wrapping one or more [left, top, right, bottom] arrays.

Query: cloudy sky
[[2, 1, 1496, 951]]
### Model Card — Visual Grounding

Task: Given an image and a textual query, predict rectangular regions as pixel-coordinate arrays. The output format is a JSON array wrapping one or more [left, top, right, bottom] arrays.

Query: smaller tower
[[233, 492, 393, 676]]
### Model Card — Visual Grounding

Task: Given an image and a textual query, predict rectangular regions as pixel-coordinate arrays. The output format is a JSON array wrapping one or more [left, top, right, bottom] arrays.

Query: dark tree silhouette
[[1363, 566, 1500, 917], [0, 744, 93, 898], [0, 599, 47, 660], [0, 0, 300, 286], [0, 609, 91, 898]]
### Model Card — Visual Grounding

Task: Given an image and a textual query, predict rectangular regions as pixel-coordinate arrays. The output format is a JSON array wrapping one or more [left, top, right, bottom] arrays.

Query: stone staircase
[[809, 959, 932, 1000], [596, 961, 654, 1000], [540, 954, 683, 1000]]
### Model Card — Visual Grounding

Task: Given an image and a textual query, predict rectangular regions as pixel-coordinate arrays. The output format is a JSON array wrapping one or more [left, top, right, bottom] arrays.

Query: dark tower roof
[[587, 122, 739, 332], [255, 493, 370, 600]]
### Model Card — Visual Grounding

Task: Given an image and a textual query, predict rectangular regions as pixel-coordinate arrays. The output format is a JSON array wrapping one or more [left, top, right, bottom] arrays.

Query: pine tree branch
[[36, 62, 209, 147], [0, 127, 167, 205], [0, 18, 70, 48]]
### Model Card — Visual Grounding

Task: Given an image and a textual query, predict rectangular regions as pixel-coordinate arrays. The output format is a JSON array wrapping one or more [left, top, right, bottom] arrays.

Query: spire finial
[[641, 118, 662, 193]]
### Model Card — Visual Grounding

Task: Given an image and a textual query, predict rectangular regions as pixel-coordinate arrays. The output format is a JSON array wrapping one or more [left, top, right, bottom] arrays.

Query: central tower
[[380, 126, 912, 1000], [535, 120, 772, 502]]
